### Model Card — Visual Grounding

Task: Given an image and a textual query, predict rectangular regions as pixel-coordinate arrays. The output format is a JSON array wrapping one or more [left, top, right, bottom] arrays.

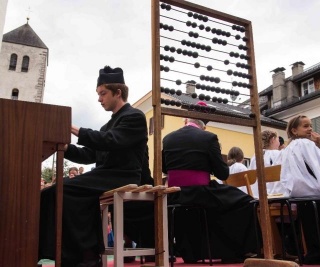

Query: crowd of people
[[40, 166, 85, 189], [37, 63, 320, 267]]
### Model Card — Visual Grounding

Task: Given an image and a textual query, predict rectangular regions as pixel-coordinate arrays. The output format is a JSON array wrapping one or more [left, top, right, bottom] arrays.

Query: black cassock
[[39, 103, 148, 265], [168, 182, 258, 262], [162, 125, 259, 262]]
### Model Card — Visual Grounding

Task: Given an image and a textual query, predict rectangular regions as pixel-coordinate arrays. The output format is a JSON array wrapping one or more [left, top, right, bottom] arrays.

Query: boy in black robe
[[39, 66, 148, 267]]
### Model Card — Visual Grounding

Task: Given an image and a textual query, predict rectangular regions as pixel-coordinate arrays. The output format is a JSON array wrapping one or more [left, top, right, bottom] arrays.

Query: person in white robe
[[280, 138, 320, 197], [249, 129, 285, 198], [227, 146, 248, 193], [280, 115, 320, 264]]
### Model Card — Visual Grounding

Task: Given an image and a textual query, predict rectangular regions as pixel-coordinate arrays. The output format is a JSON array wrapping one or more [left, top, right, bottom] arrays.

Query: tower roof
[[2, 23, 48, 49]]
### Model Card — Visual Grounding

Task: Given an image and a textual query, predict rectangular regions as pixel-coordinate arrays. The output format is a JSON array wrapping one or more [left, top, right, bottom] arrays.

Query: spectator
[[79, 166, 84, 175], [64, 166, 79, 179]]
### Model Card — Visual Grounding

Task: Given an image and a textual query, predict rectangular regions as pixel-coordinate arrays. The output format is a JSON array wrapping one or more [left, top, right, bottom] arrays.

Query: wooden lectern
[[0, 99, 71, 267]]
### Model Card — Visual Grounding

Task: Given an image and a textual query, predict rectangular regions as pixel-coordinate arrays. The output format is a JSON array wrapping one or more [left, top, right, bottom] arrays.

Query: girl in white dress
[[249, 129, 284, 197], [281, 115, 320, 264], [281, 115, 320, 197], [227, 147, 248, 193]]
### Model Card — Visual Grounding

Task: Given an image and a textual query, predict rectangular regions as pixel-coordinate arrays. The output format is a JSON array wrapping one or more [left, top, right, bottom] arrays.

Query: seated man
[[39, 65, 148, 267], [162, 117, 258, 263]]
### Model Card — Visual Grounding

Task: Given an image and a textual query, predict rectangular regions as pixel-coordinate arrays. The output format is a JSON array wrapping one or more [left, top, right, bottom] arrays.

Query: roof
[[292, 62, 320, 82], [264, 90, 320, 116], [2, 23, 48, 49], [166, 92, 287, 129], [242, 61, 320, 116]]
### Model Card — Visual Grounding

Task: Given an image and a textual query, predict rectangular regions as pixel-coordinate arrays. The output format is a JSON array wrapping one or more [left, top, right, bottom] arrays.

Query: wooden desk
[[0, 99, 71, 267]]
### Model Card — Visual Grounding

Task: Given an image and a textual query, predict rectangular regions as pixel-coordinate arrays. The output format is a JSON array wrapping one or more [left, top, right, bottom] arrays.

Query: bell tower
[[0, 20, 48, 102]]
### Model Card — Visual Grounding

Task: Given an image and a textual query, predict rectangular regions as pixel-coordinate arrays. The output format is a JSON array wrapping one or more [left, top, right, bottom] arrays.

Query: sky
[[3, 0, 320, 171]]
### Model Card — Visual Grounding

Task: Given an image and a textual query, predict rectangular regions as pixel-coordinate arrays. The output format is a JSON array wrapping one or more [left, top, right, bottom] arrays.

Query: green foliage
[[42, 167, 54, 182], [41, 156, 71, 182]]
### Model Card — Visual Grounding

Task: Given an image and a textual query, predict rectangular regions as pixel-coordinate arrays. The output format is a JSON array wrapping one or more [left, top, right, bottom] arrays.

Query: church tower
[[0, 20, 48, 102]]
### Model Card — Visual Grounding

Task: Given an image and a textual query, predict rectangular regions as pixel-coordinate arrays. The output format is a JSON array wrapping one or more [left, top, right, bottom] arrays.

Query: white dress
[[280, 138, 320, 197], [229, 162, 248, 194], [249, 149, 285, 198]]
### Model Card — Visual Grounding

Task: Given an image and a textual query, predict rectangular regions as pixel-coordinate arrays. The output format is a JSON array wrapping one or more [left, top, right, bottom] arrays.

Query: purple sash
[[168, 170, 210, 187]]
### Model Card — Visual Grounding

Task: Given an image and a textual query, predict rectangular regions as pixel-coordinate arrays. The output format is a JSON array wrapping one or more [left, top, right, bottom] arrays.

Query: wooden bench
[[100, 184, 181, 267]]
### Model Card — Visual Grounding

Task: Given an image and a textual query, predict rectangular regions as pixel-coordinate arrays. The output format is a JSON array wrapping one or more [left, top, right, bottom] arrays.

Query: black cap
[[97, 66, 125, 87]]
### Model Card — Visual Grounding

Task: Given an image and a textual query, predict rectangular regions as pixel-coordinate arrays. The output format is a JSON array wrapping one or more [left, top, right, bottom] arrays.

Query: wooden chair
[[168, 203, 212, 267], [224, 166, 302, 264], [253, 165, 303, 264], [100, 184, 180, 267], [223, 169, 257, 196]]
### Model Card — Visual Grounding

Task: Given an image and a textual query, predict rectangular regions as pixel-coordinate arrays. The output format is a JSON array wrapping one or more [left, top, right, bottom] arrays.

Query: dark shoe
[[77, 258, 102, 267], [303, 253, 320, 265], [144, 255, 175, 262], [144, 255, 155, 262], [221, 257, 244, 264], [169, 255, 176, 263], [124, 256, 135, 263], [183, 259, 199, 264]]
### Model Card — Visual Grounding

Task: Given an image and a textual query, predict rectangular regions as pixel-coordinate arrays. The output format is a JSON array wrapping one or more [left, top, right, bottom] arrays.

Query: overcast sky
[[3, 0, 320, 170]]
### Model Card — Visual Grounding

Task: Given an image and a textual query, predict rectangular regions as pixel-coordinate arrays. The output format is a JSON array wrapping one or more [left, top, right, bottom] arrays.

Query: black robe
[[162, 125, 258, 262], [39, 103, 148, 266]]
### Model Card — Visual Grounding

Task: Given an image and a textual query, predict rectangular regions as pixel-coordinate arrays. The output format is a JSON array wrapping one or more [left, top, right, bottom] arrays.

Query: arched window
[[11, 89, 19, 100], [9, 54, 18, 71], [21, 56, 30, 72]]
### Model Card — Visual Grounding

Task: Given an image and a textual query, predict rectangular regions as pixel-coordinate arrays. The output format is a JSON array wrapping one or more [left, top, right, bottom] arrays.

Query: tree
[[41, 167, 54, 182], [41, 155, 71, 182]]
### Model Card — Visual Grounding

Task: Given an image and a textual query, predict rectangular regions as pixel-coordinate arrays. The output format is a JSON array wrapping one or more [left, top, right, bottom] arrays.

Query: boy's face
[[97, 85, 120, 112]]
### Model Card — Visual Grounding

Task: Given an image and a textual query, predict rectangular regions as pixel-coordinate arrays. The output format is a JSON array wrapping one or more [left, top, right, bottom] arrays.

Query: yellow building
[[133, 89, 287, 174]]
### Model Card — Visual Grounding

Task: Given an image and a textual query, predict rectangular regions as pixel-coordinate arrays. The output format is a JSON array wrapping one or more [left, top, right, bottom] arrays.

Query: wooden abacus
[[151, 0, 274, 265]]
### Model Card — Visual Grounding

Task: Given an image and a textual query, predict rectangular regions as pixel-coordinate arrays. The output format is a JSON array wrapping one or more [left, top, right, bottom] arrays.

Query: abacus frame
[[151, 0, 274, 265]]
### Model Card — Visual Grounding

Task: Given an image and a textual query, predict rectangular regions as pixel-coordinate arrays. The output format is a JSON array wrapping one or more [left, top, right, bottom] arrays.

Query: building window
[[21, 56, 30, 72], [301, 78, 315, 96], [311, 116, 320, 134], [9, 54, 18, 71], [149, 115, 164, 135], [11, 89, 19, 100]]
